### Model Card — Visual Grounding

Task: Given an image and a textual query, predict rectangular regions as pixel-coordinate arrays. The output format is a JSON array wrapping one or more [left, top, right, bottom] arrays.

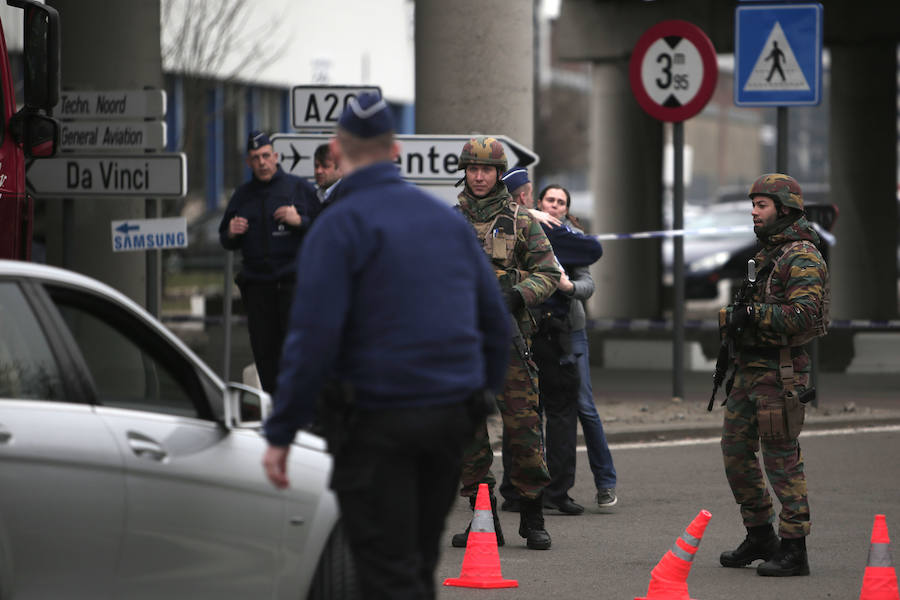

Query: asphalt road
[[435, 425, 900, 599]]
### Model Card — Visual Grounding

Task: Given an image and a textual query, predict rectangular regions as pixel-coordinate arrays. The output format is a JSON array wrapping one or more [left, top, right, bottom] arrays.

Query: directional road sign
[[629, 20, 718, 122], [271, 133, 539, 184], [735, 3, 823, 106], [59, 120, 167, 152], [56, 89, 167, 120], [26, 153, 187, 198], [111, 217, 187, 252], [291, 85, 382, 131]]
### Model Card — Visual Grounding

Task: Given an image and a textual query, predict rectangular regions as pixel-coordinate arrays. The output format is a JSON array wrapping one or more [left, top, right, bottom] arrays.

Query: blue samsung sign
[[735, 3, 823, 106]]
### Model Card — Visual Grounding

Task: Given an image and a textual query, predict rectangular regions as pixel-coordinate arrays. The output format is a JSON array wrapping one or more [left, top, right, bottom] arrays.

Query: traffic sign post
[[735, 3, 823, 106], [629, 20, 718, 402], [272, 132, 539, 186], [26, 154, 187, 198], [291, 85, 382, 131]]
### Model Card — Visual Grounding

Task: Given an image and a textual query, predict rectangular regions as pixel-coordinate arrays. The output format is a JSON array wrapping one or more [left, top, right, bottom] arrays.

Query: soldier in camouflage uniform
[[451, 136, 560, 551], [718, 173, 829, 577]]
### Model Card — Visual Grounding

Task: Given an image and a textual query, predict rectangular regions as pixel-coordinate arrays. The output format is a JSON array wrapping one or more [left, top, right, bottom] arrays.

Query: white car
[[0, 260, 356, 599]]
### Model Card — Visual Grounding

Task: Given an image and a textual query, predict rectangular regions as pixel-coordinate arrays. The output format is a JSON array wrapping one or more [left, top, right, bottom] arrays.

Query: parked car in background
[[0, 260, 356, 599], [663, 191, 838, 306]]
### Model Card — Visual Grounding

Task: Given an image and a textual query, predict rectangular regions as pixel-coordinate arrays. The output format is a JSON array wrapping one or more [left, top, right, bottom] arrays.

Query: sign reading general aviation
[[271, 133, 539, 184], [110, 217, 187, 253], [628, 20, 718, 122], [26, 154, 187, 198], [291, 85, 382, 131], [735, 3, 823, 106], [59, 120, 167, 152]]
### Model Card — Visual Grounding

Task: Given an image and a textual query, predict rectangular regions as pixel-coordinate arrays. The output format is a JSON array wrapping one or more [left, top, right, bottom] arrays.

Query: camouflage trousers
[[721, 364, 810, 538], [459, 353, 550, 500]]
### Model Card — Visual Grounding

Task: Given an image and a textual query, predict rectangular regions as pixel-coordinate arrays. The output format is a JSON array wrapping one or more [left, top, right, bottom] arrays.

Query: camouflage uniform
[[721, 198, 829, 539], [456, 186, 559, 500]]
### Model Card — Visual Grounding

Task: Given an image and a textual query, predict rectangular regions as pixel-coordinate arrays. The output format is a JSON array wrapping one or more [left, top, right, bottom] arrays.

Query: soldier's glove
[[727, 303, 754, 336], [504, 289, 524, 313]]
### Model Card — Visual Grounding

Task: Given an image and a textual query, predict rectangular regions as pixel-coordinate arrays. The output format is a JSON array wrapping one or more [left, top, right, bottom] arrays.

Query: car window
[[0, 282, 64, 400], [48, 286, 212, 420]]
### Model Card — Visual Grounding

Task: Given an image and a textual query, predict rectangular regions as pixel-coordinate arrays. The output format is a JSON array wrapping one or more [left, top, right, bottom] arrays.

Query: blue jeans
[[571, 328, 617, 489]]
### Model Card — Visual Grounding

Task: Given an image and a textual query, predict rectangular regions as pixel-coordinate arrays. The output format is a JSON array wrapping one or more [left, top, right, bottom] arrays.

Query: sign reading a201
[[291, 85, 382, 132]]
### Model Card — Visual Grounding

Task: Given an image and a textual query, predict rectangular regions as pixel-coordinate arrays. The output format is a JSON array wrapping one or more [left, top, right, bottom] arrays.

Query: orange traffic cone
[[635, 509, 711, 600], [859, 514, 899, 600], [443, 483, 518, 589]]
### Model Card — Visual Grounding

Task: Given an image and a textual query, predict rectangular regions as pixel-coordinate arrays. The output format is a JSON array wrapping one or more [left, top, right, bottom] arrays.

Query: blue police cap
[[501, 167, 530, 193], [247, 130, 272, 152], [338, 93, 394, 138]]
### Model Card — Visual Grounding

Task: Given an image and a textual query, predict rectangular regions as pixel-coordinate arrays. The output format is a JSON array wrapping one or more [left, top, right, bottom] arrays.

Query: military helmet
[[748, 173, 804, 210], [458, 136, 508, 172]]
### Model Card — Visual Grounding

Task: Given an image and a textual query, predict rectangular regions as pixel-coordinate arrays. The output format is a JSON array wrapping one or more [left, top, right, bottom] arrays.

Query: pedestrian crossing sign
[[735, 3, 822, 106]]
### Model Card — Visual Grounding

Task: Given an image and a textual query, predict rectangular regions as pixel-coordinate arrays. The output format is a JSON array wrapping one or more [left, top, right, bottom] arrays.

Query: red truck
[[0, 0, 59, 260]]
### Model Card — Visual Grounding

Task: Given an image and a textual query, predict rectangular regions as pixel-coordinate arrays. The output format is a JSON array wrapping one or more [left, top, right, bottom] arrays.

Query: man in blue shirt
[[262, 94, 509, 600]]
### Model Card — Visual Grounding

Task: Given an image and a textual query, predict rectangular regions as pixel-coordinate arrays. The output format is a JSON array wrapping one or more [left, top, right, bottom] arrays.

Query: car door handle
[[0, 425, 10, 445], [127, 433, 168, 461]]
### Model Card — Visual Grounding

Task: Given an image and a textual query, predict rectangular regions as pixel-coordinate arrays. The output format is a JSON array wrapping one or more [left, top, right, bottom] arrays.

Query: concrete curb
[[487, 412, 900, 450]]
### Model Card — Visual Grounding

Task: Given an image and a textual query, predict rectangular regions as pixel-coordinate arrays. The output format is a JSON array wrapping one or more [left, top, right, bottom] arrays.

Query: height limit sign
[[629, 20, 718, 122]]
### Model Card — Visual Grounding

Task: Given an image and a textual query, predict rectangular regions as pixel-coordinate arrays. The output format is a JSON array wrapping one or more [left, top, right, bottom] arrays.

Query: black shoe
[[452, 493, 505, 548], [720, 525, 779, 568], [544, 496, 584, 515], [519, 497, 551, 550], [757, 537, 810, 577], [501, 498, 521, 513]]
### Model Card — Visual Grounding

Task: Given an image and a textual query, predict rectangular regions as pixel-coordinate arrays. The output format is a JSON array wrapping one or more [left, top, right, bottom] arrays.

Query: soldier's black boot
[[720, 524, 779, 567], [757, 537, 810, 577], [451, 493, 505, 548], [518, 496, 551, 550]]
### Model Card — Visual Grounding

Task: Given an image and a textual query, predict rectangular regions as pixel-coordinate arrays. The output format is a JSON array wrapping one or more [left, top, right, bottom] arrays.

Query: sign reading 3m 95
[[629, 20, 718, 122]]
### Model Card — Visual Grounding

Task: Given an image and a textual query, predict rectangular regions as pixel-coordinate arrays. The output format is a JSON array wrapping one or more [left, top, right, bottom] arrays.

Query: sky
[[159, 0, 562, 104]]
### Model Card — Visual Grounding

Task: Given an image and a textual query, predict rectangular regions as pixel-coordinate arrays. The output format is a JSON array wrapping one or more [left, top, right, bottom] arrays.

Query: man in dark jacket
[[262, 94, 509, 600], [218, 130, 318, 393]]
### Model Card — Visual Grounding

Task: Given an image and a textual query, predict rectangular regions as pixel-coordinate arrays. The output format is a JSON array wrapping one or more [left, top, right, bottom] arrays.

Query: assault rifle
[[707, 259, 757, 411], [495, 267, 540, 394]]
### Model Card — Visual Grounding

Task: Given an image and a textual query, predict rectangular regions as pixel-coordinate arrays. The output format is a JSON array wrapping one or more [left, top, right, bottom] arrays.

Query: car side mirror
[[224, 382, 272, 429]]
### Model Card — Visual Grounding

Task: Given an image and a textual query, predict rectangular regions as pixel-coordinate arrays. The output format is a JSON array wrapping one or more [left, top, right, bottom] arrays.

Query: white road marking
[[491, 424, 900, 457]]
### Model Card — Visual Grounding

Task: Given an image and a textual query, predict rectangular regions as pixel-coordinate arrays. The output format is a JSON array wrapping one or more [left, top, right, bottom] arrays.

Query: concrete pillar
[[45, 0, 162, 306], [414, 0, 534, 145], [828, 43, 898, 319], [588, 61, 664, 318]]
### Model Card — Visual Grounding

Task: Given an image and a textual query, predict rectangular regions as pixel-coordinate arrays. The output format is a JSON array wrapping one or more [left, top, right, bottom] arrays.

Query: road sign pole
[[223, 252, 234, 382], [145, 198, 161, 319], [776, 106, 789, 172], [673, 121, 685, 401], [629, 19, 717, 402]]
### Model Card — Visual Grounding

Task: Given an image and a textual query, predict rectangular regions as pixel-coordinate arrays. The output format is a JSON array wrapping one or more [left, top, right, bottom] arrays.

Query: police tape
[[591, 223, 837, 246], [588, 318, 900, 331], [592, 226, 752, 241]]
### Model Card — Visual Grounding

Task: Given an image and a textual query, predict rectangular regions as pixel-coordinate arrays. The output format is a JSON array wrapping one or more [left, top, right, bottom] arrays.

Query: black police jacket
[[218, 167, 318, 283]]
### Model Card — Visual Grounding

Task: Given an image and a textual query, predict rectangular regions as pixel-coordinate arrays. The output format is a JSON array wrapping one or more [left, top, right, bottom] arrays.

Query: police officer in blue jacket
[[218, 131, 318, 394], [262, 93, 510, 600]]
